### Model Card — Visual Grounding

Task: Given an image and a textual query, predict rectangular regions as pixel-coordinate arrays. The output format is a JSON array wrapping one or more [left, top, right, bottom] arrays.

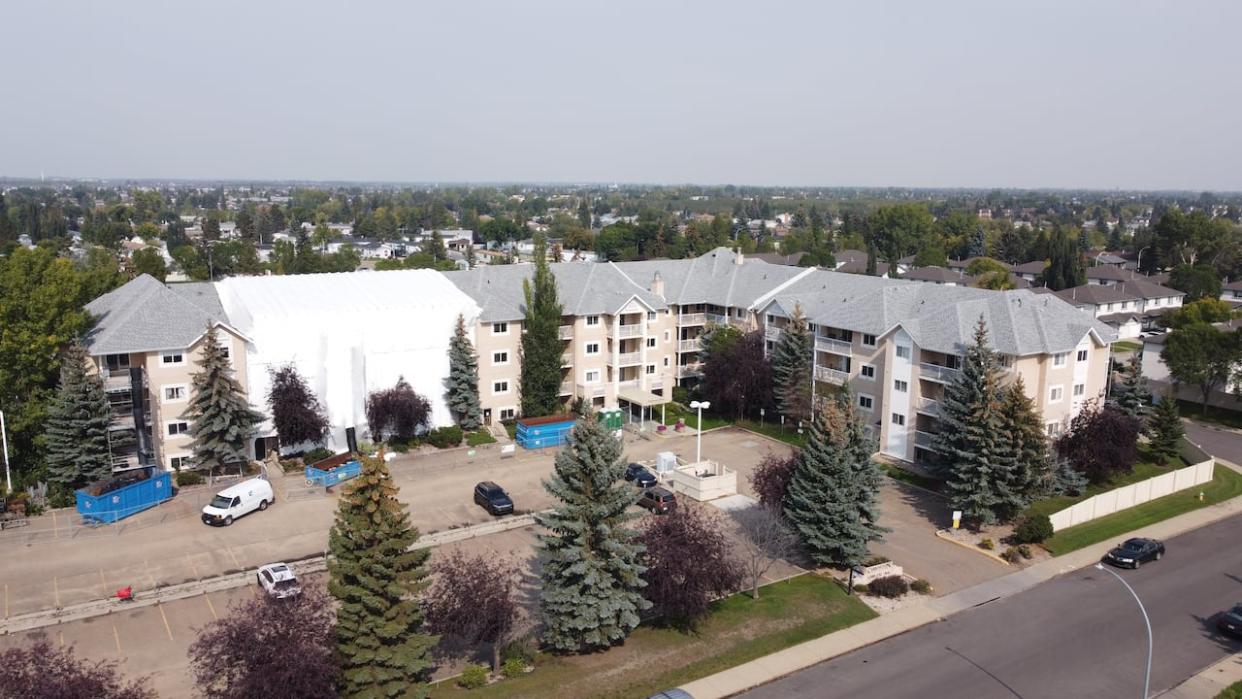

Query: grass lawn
[[1042, 463, 1242, 556], [428, 574, 876, 699], [1111, 340, 1142, 353], [1217, 680, 1242, 699], [881, 464, 944, 493], [1023, 451, 1186, 520], [735, 419, 806, 448], [466, 430, 497, 447], [660, 405, 732, 432], [1179, 400, 1242, 431]]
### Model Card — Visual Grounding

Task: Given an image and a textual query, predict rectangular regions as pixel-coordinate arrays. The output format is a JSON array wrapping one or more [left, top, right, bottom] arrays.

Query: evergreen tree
[[536, 415, 649, 652], [1111, 354, 1151, 423], [770, 305, 813, 423], [183, 326, 263, 473], [996, 377, 1048, 515], [1147, 393, 1184, 465], [44, 345, 115, 487], [783, 397, 883, 567], [266, 364, 328, 452], [837, 388, 886, 540], [932, 319, 1017, 525], [1047, 454, 1088, 496], [865, 240, 878, 276], [1039, 227, 1086, 290], [444, 314, 483, 430], [519, 233, 565, 417], [967, 226, 987, 257], [328, 453, 436, 698]]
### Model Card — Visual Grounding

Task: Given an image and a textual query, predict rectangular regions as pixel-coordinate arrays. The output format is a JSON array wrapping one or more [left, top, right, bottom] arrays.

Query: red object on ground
[[116, 586, 133, 601]]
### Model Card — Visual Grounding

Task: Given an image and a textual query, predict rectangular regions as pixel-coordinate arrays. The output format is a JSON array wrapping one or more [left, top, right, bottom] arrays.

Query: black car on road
[[1217, 604, 1242, 639], [474, 481, 514, 516], [638, 486, 676, 515], [625, 463, 658, 488], [1102, 537, 1165, 569]]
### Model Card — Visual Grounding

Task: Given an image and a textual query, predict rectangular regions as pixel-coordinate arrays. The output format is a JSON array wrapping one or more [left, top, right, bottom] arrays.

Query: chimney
[[650, 271, 665, 298]]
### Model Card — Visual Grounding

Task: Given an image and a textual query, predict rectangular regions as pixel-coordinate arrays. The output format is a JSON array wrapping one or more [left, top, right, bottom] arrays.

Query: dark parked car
[[638, 487, 676, 515], [474, 481, 514, 516], [625, 463, 658, 488], [1103, 537, 1165, 569], [1217, 604, 1242, 639]]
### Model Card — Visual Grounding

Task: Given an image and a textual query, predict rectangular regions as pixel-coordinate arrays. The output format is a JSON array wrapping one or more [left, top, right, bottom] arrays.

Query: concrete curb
[[1158, 652, 1242, 698], [933, 529, 1012, 566]]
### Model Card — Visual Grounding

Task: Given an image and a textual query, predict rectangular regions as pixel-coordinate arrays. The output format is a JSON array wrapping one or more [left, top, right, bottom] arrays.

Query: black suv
[[474, 481, 514, 516], [625, 463, 658, 488], [1103, 537, 1165, 569], [638, 487, 676, 515]]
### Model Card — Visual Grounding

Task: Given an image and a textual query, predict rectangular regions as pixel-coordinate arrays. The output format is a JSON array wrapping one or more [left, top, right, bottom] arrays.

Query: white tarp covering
[[214, 270, 482, 451]]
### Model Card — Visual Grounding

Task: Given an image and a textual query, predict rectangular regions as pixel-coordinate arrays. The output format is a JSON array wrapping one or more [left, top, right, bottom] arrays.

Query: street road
[[740, 514, 1242, 699], [1185, 420, 1242, 466]]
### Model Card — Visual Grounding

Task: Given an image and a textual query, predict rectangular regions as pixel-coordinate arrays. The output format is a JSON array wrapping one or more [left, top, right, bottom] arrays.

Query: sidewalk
[[680, 478, 1242, 699], [1159, 653, 1242, 698]]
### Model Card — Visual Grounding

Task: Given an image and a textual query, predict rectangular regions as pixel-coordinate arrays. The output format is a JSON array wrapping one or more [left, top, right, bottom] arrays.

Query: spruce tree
[[771, 305, 813, 423], [783, 397, 882, 567], [1147, 393, 1184, 465], [328, 452, 436, 698], [183, 326, 263, 473], [996, 377, 1048, 515], [444, 314, 482, 430], [536, 414, 649, 652], [836, 388, 886, 541], [932, 319, 1011, 525], [44, 345, 115, 487], [519, 233, 564, 417], [1111, 354, 1151, 423]]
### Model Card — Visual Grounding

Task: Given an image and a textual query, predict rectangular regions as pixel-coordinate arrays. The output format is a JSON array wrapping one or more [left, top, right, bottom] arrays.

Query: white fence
[[1048, 440, 1215, 532]]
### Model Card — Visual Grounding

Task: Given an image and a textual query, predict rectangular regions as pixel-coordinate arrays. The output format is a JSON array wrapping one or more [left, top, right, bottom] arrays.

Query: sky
[[2, 1, 1240, 190]]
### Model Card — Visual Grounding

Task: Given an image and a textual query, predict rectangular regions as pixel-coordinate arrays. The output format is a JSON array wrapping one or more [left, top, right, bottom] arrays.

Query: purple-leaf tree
[[423, 550, 521, 672], [750, 452, 798, 508], [0, 634, 156, 699], [365, 375, 431, 442], [1055, 400, 1141, 484], [266, 364, 329, 452], [639, 505, 743, 628]]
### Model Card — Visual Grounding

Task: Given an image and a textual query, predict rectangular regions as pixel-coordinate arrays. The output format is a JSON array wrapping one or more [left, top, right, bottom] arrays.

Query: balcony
[[918, 363, 960, 384], [677, 338, 702, 353], [677, 312, 706, 326], [561, 353, 573, 367], [609, 324, 644, 339], [914, 430, 937, 449], [706, 312, 729, 325], [648, 377, 665, 391], [558, 325, 574, 340], [764, 326, 783, 342], [915, 396, 940, 416], [104, 369, 136, 393], [618, 379, 641, 391], [814, 365, 849, 384], [613, 351, 642, 366], [815, 336, 853, 356], [559, 381, 574, 396], [676, 363, 704, 378], [576, 383, 606, 399]]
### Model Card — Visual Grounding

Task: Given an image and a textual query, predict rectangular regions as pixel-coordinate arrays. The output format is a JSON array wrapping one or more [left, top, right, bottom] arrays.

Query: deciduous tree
[[1055, 401, 1140, 483], [732, 504, 798, 599], [266, 364, 329, 452], [520, 233, 565, 417], [1161, 324, 1242, 413], [639, 506, 742, 629], [750, 452, 797, 509], [0, 634, 155, 699], [702, 330, 772, 419], [424, 551, 519, 672], [365, 376, 431, 442]]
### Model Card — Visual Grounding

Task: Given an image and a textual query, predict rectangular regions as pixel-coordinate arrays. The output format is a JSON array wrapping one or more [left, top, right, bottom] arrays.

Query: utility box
[[655, 451, 679, 475]]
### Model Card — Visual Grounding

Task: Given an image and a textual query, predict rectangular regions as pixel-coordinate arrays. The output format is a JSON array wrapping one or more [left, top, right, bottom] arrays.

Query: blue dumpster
[[516, 415, 576, 449], [305, 459, 362, 487], [76, 468, 173, 524]]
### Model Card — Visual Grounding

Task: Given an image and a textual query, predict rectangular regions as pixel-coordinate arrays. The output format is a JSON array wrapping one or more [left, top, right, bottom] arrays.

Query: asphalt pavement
[[1185, 420, 1242, 466], [738, 514, 1242, 699]]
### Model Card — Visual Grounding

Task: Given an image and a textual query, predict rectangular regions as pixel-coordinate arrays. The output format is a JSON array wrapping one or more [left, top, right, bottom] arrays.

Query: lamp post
[[0, 410, 9, 494], [1136, 245, 1150, 274], [1094, 563, 1152, 698], [689, 400, 710, 464]]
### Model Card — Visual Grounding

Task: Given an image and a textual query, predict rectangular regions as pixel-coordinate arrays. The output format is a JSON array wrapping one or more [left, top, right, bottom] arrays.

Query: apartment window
[[169, 456, 190, 470], [1073, 383, 1085, 397], [492, 322, 509, 335], [1046, 422, 1062, 437], [585, 370, 600, 383], [167, 421, 189, 436], [891, 413, 906, 427], [499, 408, 516, 420], [163, 385, 187, 402], [1053, 352, 1067, 367], [1049, 385, 1064, 402], [646, 364, 656, 375], [586, 315, 600, 326], [647, 311, 657, 322], [105, 354, 131, 371], [663, 357, 670, 367], [766, 314, 775, 325], [663, 330, 670, 342], [895, 346, 911, 360], [492, 380, 510, 395], [492, 351, 509, 365], [219, 344, 230, 360], [647, 337, 657, 348], [1076, 349, 1088, 362], [862, 334, 877, 347], [997, 353, 1014, 368], [860, 364, 876, 380], [585, 342, 600, 356], [894, 380, 908, 393], [161, 350, 185, 366], [858, 394, 874, 411]]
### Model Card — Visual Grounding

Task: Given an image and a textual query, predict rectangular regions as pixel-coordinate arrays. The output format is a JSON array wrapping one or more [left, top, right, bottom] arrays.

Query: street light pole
[[689, 400, 710, 464], [1095, 563, 1152, 698], [0, 409, 11, 494]]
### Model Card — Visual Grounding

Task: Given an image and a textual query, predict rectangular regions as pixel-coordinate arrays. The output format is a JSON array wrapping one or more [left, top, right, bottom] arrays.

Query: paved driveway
[[1184, 420, 1242, 465]]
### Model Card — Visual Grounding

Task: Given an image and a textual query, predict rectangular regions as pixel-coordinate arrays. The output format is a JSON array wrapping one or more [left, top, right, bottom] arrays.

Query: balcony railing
[[558, 325, 574, 340], [559, 381, 574, 396], [764, 326, 783, 342], [576, 383, 606, 398], [914, 430, 937, 448], [613, 351, 642, 366], [705, 313, 729, 325], [104, 371, 135, 393], [815, 336, 853, 356], [618, 379, 641, 391], [814, 365, 849, 384], [677, 339, 702, 353], [609, 324, 644, 339], [561, 353, 573, 367], [918, 362, 960, 383], [915, 396, 940, 415], [677, 312, 706, 326], [648, 377, 665, 391], [676, 363, 704, 378]]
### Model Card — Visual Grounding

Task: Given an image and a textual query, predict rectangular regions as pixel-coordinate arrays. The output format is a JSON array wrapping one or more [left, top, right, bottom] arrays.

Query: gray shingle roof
[[444, 262, 666, 323], [83, 275, 226, 355], [613, 248, 807, 308], [901, 266, 976, 284]]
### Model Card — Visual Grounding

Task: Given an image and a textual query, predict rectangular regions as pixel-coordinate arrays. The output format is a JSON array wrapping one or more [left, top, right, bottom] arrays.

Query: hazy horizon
[[3, 1, 1240, 190]]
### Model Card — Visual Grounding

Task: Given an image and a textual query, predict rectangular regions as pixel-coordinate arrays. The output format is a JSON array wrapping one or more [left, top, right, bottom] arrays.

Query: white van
[[201, 478, 274, 526]]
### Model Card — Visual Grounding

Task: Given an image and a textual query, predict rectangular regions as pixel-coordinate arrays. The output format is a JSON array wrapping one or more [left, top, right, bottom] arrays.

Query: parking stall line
[[51, 509, 58, 540], [143, 559, 156, 590], [111, 623, 122, 655], [3, 584, 7, 618], [157, 603, 174, 641], [186, 554, 200, 580], [226, 547, 242, 570], [203, 593, 218, 620], [53, 577, 60, 608], [99, 569, 109, 598]]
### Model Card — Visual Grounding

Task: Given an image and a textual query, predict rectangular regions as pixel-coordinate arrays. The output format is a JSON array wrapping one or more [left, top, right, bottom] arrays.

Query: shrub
[[458, 664, 488, 689], [1013, 514, 1054, 544], [175, 470, 204, 487], [867, 575, 909, 598], [910, 578, 932, 594], [426, 425, 464, 449], [1001, 546, 1022, 563], [304, 447, 333, 464], [750, 452, 797, 508], [852, 584, 869, 594], [862, 556, 891, 567], [501, 657, 526, 679], [672, 386, 693, 406], [978, 538, 994, 550], [1017, 544, 1033, 559], [501, 638, 537, 666]]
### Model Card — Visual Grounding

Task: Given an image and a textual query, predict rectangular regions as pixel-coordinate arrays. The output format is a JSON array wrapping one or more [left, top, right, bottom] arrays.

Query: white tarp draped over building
[[214, 270, 482, 450]]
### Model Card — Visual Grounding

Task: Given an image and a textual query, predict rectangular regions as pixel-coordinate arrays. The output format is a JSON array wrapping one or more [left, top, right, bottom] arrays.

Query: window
[[161, 350, 184, 366], [663, 330, 670, 342], [891, 413, 906, 426], [586, 315, 600, 326], [766, 314, 775, 324], [895, 346, 911, 360], [663, 357, 670, 367], [585, 370, 601, 383], [1076, 349, 1088, 362], [1073, 383, 1085, 397], [219, 344, 230, 360], [167, 421, 189, 436], [648, 311, 656, 322], [1046, 422, 1062, 437], [862, 334, 877, 347], [499, 408, 516, 420], [1053, 352, 1067, 367], [894, 380, 908, 393], [646, 364, 656, 375], [492, 351, 509, 365], [169, 456, 189, 470], [492, 322, 509, 335], [858, 394, 874, 411], [105, 354, 131, 371], [646, 337, 657, 348], [860, 364, 876, 380], [1049, 385, 1063, 402], [163, 385, 187, 402], [585, 342, 600, 356], [492, 380, 510, 395]]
